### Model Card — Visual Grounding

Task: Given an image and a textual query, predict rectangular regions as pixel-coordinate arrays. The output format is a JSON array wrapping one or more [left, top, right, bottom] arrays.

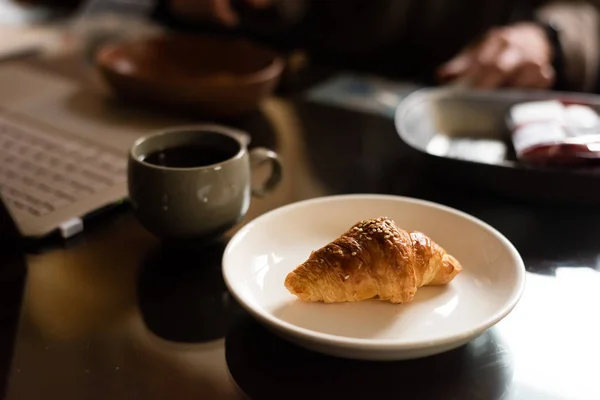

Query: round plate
[[223, 194, 525, 360]]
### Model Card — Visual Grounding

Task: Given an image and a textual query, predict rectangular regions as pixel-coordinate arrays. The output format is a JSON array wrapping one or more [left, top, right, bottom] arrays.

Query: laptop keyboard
[[0, 117, 127, 217]]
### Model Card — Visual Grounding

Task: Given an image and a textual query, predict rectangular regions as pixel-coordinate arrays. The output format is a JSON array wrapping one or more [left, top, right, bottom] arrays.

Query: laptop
[[0, 59, 188, 239]]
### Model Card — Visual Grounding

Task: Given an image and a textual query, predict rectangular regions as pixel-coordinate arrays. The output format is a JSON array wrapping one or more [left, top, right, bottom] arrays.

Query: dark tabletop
[[1, 63, 600, 400]]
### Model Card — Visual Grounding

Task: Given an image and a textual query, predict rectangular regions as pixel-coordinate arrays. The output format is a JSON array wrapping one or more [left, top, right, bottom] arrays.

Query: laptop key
[[84, 179, 110, 192], [53, 189, 76, 202], [69, 180, 95, 195], [80, 168, 114, 186], [51, 181, 84, 200], [48, 197, 70, 210], [8, 198, 27, 211]]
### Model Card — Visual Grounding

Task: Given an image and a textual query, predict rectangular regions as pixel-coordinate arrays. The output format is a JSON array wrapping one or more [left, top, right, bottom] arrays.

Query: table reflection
[[137, 241, 233, 343], [226, 314, 514, 400], [495, 270, 600, 400]]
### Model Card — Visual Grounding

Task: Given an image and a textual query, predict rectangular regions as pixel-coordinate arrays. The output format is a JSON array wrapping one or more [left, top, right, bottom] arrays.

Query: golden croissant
[[284, 217, 462, 304]]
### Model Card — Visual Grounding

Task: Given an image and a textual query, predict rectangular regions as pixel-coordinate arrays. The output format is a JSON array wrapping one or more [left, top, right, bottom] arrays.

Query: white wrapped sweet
[[508, 100, 600, 165]]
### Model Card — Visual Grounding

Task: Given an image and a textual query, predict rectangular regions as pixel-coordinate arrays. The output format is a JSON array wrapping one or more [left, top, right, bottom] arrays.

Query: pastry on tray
[[284, 217, 462, 304]]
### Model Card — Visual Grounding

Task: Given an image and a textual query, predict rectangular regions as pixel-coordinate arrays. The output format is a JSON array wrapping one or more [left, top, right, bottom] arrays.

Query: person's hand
[[437, 23, 555, 89], [170, 0, 272, 27]]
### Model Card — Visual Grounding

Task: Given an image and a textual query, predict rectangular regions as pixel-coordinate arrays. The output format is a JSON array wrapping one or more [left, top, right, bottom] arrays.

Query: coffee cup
[[128, 124, 282, 241]]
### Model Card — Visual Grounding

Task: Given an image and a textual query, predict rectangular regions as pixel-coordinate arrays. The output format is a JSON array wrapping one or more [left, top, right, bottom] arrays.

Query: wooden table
[[0, 88, 599, 399]]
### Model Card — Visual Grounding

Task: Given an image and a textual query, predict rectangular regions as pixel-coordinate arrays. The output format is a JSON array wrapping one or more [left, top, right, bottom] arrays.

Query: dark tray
[[395, 88, 600, 205]]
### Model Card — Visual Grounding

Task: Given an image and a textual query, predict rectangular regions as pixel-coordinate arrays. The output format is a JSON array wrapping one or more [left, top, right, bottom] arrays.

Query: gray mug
[[128, 124, 282, 240]]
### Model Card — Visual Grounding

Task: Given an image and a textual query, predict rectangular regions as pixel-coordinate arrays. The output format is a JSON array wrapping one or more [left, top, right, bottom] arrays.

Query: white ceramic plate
[[223, 194, 525, 361]]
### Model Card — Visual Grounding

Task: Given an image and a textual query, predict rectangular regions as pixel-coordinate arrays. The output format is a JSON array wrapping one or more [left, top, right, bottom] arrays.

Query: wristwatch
[[537, 19, 565, 90]]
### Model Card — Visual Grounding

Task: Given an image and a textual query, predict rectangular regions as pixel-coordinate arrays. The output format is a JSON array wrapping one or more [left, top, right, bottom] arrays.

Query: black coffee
[[141, 145, 235, 168]]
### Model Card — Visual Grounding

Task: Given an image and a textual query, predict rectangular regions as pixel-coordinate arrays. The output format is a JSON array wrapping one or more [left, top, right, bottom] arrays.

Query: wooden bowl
[[95, 34, 284, 117]]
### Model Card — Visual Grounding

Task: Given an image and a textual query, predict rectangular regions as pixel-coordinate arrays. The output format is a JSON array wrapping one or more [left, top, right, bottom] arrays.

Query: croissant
[[284, 217, 462, 304]]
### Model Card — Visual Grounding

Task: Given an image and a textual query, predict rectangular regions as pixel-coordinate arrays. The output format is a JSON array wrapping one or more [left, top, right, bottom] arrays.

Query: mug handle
[[250, 147, 282, 197]]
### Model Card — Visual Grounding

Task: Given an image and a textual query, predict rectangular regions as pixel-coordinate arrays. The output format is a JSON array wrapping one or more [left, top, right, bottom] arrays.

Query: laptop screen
[[0, 193, 26, 398]]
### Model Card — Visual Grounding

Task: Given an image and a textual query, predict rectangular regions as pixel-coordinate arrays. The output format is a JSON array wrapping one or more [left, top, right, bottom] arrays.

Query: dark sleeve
[[149, 0, 308, 51], [534, 1, 600, 92], [150, 0, 211, 32]]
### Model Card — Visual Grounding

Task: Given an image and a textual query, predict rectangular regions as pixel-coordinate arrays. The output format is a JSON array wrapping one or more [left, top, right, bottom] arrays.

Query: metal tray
[[395, 88, 600, 205]]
